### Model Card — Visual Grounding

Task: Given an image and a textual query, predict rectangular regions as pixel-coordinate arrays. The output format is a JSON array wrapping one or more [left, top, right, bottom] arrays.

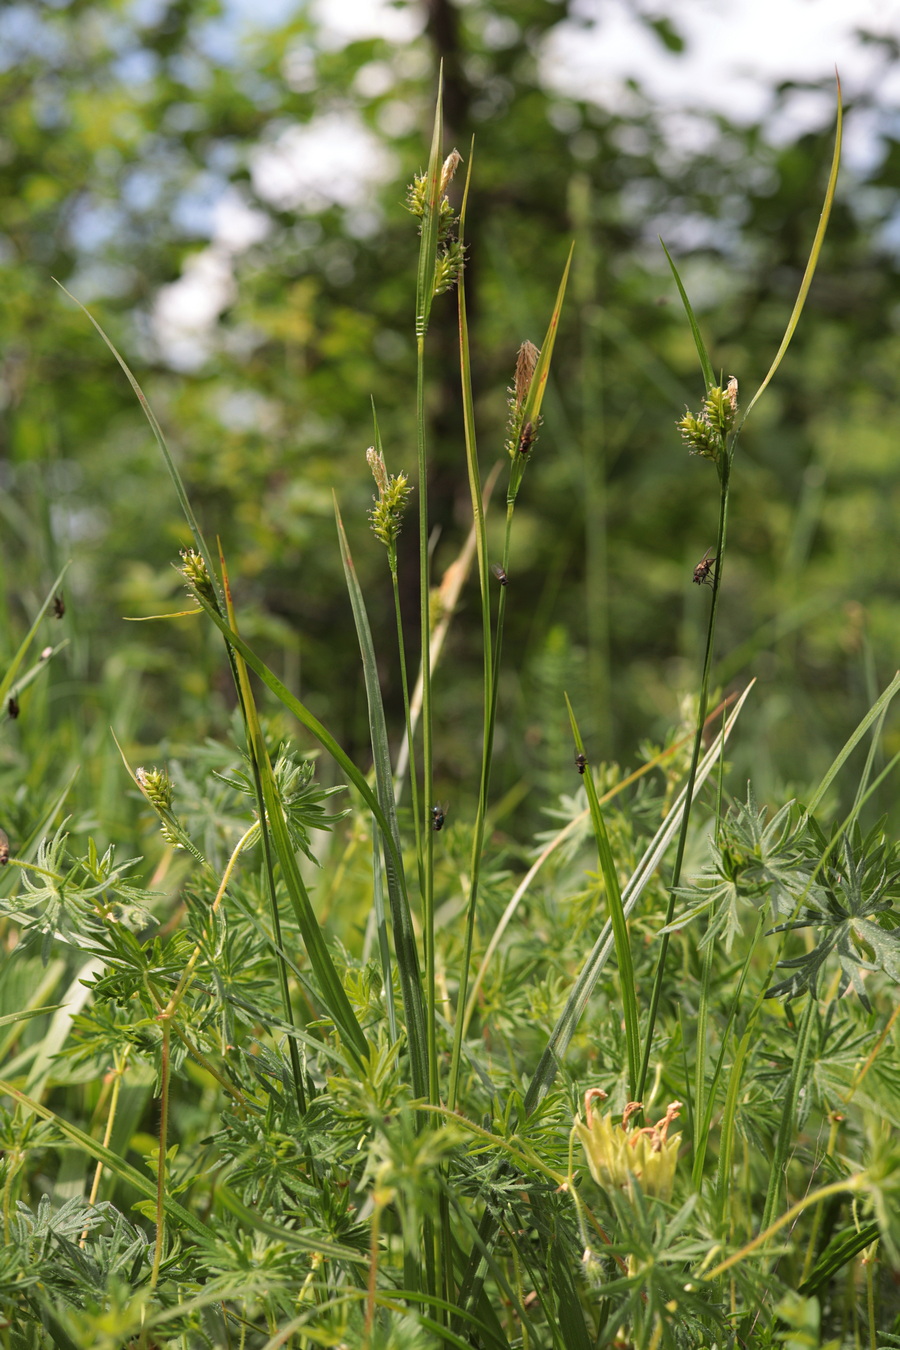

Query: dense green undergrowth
[[1, 89, 899, 1350]]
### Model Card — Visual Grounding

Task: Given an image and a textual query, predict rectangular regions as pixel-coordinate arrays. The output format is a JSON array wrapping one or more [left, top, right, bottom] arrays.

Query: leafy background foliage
[[4, 0, 900, 841], [2, 2, 900, 1346]]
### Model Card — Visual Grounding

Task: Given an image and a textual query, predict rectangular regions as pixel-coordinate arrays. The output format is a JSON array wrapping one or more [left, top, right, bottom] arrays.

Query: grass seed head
[[367, 448, 412, 552], [677, 377, 739, 463], [178, 548, 215, 603], [135, 765, 173, 812]]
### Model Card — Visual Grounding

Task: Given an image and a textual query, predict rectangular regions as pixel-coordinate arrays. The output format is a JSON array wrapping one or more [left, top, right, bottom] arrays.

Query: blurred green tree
[[2, 0, 899, 839]]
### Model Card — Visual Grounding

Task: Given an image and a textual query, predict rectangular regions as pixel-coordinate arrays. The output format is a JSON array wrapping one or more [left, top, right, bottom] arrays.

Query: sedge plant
[[2, 77, 900, 1350]]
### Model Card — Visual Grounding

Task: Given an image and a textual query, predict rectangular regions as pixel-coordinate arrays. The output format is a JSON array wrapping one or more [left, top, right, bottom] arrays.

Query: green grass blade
[[742, 77, 842, 424], [220, 559, 369, 1070], [523, 680, 754, 1114], [56, 284, 224, 609], [523, 243, 575, 428], [188, 589, 417, 969], [715, 1026, 751, 1225], [447, 141, 497, 1110], [660, 239, 716, 390], [761, 992, 817, 1230], [805, 670, 900, 815], [334, 501, 428, 1097], [566, 694, 639, 1095], [0, 1077, 212, 1245], [0, 560, 71, 707], [798, 1221, 880, 1296]]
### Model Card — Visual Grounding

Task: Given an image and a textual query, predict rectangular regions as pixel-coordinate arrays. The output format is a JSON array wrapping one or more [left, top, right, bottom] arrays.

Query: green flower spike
[[406, 149, 465, 296], [178, 548, 215, 604], [677, 376, 739, 464], [367, 448, 413, 566], [575, 1089, 683, 1202], [134, 765, 173, 813]]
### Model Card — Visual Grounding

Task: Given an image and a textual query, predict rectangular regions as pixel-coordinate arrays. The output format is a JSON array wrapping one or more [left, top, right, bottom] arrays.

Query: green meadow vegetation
[[2, 4, 900, 1347]]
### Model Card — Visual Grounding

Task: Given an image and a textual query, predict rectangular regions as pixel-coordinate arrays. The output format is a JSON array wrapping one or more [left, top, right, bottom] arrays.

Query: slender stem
[[445, 190, 495, 1107], [704, 1173, 864, 1281], [150, 1023, 170, 1289], [80, 1046, 132, 1247], [638, 449, 732, 1099], [416, 333, 438, 1107], [161, 822, 258, 1023], [692, 929, 714, 1178], [800, 1111, 842, 1283], [762, 991, 817, 1230], [865, 1240, 878, 1350], [392, 568, 423, 889], [363, 1198, 385, 1350], [447, 499, 513, 1108]]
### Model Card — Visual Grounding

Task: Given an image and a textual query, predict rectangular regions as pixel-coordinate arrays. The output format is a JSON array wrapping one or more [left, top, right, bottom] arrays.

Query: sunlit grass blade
[[56, 284, 223, 609], [335, 500, 428, 1096], [660, 239, 715, 391], [522, 243, 575, 431], [185, 583, 419, 980], [219, 549, 370, 1072], [566, 694, 639, 1095], [742, 76, 843, 425], [393, 463, 501, 787]]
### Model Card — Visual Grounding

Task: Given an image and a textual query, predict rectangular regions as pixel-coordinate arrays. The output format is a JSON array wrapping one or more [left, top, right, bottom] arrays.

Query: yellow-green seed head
[[433, 241, 464, 296], [406, 148, 463, 274], [367, 449, 412, 550], [677, 409, 720, 462], [575, 1091, 682, 1202], [135, 765, 174, 812], [677, 378, 738, 463], [703, 377, 739, 434], [178, 549, 215, 602], [405, 172, 428, 220]]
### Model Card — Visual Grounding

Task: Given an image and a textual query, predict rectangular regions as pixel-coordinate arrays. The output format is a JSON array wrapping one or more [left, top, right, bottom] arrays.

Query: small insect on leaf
[[0, 830, 9, 864], [7, 697, 19, 720], [517, 421, 535, 456], [431, 803, 447, 832], [53, 594, 65, 619], [575, 751, 587, 774], [491, 563, 509, 587], [692, 548, 715, 587]]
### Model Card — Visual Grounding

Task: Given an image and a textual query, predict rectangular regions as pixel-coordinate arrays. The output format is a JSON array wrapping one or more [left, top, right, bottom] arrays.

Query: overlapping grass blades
[[448, 225, 574, 1108], [334, 501, 427, 1096], [61, 297, 372, 1089], [565, 693, 639, 1096], [639, 78, 843, 1100]]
